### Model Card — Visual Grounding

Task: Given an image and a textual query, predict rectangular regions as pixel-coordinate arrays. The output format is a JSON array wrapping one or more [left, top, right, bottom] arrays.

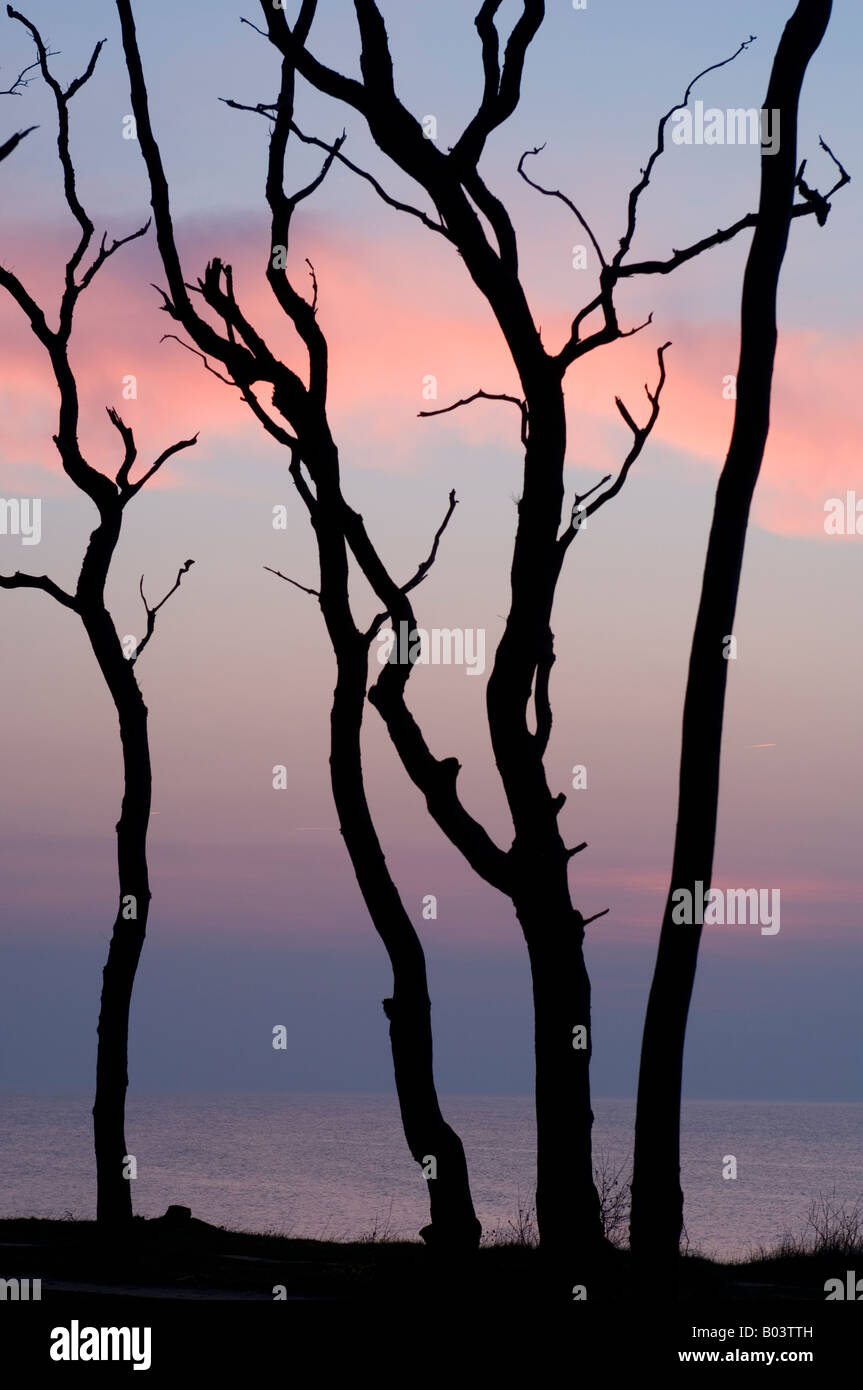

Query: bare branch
[[160, 333, 236, 387], [453, 0, 545, 167], [305, 258, 318, 313], [795, 139, 849, 225], [402, 489, 458, 599], [108, 406, 197, 505], [817, 135, 851, 197], [0, 260, 51, 345], [241, 382, 300, 450], [584, 340, 671, 515], [288, 120, 450, 238], [582, 908, 610, 927], [0, 123, 35, 163], [121, 429, 199, 501], [257, 3, 369, 117], [560, 303, 654, 371], [0, 52, 48, 96], [116, 0, 262, 387], [7, 8, 105, 285], [0, 569, 77, 609], [365, 489, 459, 639], [557, 342, 671, 556], [462, 164, 519, 269], [106, 406, 137, 490], [576, 137, 849, 294], [77, 220, 152, 292], [130, 559, 194, 664], [419, 388, 528, 446], [240, 16, 270, 42], [613, 213, 758, 280], [194, 258, 303, 404], [554, 39, 791, 370], [264, 565, 320, 598], [220, 96, 451, 239], [518, 144, 607, 268], [613, 36, 757, 270], [558, 475, 610, 545]]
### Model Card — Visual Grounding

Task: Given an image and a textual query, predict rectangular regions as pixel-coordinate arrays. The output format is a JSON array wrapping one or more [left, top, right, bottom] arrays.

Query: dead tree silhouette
[[249, 1, 843, 1279], [116, 0, 481, 1251], [630, 0, 848, 1278], [0, 47, 40, 163], [0, 9, 198, 1228]]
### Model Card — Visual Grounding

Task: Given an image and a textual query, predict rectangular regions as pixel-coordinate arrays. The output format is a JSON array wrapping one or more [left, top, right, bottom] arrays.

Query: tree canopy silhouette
[[0, 7, 197, 1227], [116, 0, 481, 1250], [249, 0, 847, 1279]]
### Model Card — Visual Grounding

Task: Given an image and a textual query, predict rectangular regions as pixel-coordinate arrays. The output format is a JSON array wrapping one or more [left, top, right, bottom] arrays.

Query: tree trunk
[[517, 884, 603, 1278], [84, 608, 153, 1228], [329, 639, 480, 1248], [487, 371, 604, 1270], [630, 0, 833, 1274]]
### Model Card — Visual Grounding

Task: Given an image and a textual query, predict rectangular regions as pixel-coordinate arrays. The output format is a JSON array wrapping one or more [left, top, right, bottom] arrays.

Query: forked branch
[[130, 560, 195, 664], [558, 341, 671, 556]]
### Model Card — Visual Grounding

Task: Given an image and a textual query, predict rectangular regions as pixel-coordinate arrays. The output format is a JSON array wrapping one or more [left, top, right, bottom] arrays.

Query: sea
[[2, 1093, 861, 1262]]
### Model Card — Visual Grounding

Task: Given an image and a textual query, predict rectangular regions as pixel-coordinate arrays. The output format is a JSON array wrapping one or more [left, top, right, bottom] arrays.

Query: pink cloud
[[1, 217, 860, 537]]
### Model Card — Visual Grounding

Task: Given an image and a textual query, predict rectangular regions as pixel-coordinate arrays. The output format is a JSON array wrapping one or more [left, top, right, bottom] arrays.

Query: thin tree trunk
[[0, 4, 196, 1235], [630, 0, 833, 1273], [84, 608, 153, 1228], [328, 602, 480, 1248]]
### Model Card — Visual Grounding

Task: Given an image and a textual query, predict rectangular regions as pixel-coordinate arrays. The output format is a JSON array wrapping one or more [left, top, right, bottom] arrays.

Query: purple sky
[[0, 0, 861, 1100]]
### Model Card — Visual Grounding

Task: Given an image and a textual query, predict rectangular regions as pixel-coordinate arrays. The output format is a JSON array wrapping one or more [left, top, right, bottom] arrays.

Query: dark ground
[[0, 1213, 846, 1303], [4, 1217, 859, 1377]]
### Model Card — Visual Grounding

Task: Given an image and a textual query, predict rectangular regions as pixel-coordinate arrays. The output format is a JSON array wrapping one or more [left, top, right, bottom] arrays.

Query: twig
[[130, 560, 194, 664], [558, 342, 671, 553], [219, 99, 450, 238], [264, 565, 320, 598], [419, 388, 528, 446], [518, 144, 606, 268], [0, 123, 36, 163], [582, 908, 610, 927]]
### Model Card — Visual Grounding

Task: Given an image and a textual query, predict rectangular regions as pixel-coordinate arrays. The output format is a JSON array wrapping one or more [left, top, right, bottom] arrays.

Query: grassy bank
[[0, 1214, 853, 1303]]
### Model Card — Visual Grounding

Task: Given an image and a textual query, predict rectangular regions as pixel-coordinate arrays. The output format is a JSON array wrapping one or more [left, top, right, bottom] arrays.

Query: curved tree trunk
[[630, 0, 834, 1274], [327, 590, 480, 1249], [84, 607, 153, 1228], [489, 377, 605, 1271]]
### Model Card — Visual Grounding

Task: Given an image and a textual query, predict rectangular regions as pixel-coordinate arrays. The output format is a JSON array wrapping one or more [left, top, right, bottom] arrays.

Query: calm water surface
[[2, 1093, 860, 1260]]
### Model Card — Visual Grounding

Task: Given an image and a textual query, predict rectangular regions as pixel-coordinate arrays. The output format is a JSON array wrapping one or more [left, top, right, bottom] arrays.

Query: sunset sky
[[1, 0, 861, 1102]]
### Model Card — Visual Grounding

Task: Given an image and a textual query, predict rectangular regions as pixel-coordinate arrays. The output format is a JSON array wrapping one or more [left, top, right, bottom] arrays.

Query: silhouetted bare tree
[[630, 0, 847, 1276], [250, 1, 842, 1277], [0, 9, 197, 1227], [116, 0, 481, 1250]]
